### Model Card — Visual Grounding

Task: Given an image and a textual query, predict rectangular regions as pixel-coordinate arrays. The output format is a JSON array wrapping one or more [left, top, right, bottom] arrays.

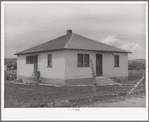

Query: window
[[114, 55, 119, 67], [26, 56, 34, 64], [78, 54, 83, 67], [26, 56, 37, 64], [48, 54, 52, 67], [77, 54, 89, 67]]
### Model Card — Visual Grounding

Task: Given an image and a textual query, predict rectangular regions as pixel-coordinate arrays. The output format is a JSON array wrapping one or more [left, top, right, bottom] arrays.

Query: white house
[[15, 30, 131, 85]]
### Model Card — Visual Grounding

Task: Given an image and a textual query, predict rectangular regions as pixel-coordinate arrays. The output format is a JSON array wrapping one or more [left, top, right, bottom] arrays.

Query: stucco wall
[[17, 55, 34, 77], [38, 51, 65, 79], [64, 50, 128, 79], [17, 50, 128, 81], [64, 50, 95, 79], [17, 50, 65, 79], [102, 53, 128, 77]]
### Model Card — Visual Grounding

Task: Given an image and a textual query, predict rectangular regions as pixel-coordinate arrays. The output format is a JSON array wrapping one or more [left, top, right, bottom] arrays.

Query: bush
[[7, 74, 17, 81], [7, 62, 17, 70], [5, 71, 8, 81], [128, 70, 144, 79], [128, 61, 145, 71], [5, 69, 17, 81], [14, 77, 23, 83]]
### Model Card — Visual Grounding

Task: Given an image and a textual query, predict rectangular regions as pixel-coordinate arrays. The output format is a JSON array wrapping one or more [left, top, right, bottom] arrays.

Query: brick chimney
[[67, 30, 72, 34]]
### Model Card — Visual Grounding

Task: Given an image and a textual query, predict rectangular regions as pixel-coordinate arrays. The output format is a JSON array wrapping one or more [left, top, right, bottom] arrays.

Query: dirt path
[[82, 96, 146, 107]]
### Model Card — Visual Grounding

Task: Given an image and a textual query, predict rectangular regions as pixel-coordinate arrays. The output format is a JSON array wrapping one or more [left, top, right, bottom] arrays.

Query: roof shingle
[[15, 32, 130, 55]]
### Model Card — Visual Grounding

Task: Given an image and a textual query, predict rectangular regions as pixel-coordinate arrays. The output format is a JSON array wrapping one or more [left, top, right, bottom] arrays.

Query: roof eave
[[14, 48, 131, 55], [14, 48, 65, 55], [65, 48, 131, 53]]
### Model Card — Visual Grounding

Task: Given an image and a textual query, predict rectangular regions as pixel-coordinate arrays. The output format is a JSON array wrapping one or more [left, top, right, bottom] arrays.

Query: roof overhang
[[65, 48, 131, 54], [14, 48, 64, 55], [14, 48, 131, 55]]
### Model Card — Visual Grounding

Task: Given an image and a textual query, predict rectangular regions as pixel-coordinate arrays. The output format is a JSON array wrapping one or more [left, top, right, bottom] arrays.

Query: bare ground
[[81, 95, 146, 107], [4, 79, 146, 108]]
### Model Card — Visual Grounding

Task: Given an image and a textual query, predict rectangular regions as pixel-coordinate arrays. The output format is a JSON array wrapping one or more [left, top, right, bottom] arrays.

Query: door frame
[[96, 54, 103, 76]]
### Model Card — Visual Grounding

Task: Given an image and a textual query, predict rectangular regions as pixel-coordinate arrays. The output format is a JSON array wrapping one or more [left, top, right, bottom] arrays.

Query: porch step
[[97, 81, 116, 84], [26, 80, 37, 85], [97, 82, 122, 86], [98, 79, 115, 82], [95, 76, 117, 86], [95, 76, 110, 80]]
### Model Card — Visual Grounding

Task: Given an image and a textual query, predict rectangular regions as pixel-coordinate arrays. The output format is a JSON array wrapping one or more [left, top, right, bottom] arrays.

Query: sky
[[4, 2, 146, 60]]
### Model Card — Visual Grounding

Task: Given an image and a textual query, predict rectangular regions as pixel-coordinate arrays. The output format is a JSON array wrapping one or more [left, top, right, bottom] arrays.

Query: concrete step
[[95, 76, 113, 80], [26, 80, 37, 85], [97, 79, 112, 82], [96, 81, 115, 85], [97, 82, 122, 86], [95, 76, 117, 86], [95, 77, 109, 80], [96, 79, 115, 82], [96, 78, 115, 82], [96, 82, 115, 85]]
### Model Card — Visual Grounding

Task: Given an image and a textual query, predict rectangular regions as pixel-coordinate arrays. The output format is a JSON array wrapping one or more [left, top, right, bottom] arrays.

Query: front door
[[96, 54, 102, 76], [34, 55, 38, 72]]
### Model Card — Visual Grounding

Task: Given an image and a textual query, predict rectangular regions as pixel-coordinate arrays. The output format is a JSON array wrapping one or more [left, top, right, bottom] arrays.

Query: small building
[[15, 30, 131, 85]]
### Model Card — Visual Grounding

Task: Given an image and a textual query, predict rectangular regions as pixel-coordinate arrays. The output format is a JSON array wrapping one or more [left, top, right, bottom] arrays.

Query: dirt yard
[[82, 94, 146, 107], [4, 79, 146, 108]]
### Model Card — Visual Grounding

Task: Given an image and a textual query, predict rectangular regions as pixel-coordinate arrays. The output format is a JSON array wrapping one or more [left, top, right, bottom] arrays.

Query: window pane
[[84, 54, 89, 67], [28, 57, 30, 64], [117, 56, 119, 66], [114, 55, 119, 66], [33, 56, 38, 63], [30, 56, 33, 64], [48, 54, 52, 67], [26, 56, 29, 64], [78, 54, 83, 67], [114, 56, 116, 66], [27, 56, 30, 64], [26, 56, 34, 64]]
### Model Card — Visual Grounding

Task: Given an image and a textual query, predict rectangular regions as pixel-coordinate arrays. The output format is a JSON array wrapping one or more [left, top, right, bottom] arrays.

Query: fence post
[[90, 59, 97, 98]]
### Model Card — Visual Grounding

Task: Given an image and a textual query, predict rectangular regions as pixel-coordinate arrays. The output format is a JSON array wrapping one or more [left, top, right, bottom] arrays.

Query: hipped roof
[[15, 32, 131, 55]]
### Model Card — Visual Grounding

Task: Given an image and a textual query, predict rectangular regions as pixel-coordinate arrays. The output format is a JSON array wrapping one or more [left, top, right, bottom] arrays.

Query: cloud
[[100, 35, 141, 51], [4, 3, 145, 59]]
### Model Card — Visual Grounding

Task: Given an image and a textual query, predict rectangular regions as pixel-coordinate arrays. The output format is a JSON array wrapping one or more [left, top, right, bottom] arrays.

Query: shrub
[[5, 71, 8, 81], [128, 70, 144, 79], [128, 61, 145, 71], [7, 74, 17, 81], [7, 62, 17, 70], [14, 77, 23, 83]]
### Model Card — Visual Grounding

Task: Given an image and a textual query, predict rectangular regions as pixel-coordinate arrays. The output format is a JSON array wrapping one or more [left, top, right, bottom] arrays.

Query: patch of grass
[[4, 81, 145, 108]]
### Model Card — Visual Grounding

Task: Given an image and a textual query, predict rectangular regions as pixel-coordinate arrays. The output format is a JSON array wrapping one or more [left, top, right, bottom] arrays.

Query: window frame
[[77, 54, 90, 67], [114, 55, 120, 67], [77, 54, 83, 67], [26, 56, 34, 64], [47, 54, 52, 68]]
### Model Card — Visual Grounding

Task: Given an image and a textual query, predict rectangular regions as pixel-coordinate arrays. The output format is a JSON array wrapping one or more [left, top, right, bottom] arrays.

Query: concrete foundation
[[17, 75, 128, 86], [40, 77, 65, 86], [65, 78, 93, 86], [17, 75, 65, 86]]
